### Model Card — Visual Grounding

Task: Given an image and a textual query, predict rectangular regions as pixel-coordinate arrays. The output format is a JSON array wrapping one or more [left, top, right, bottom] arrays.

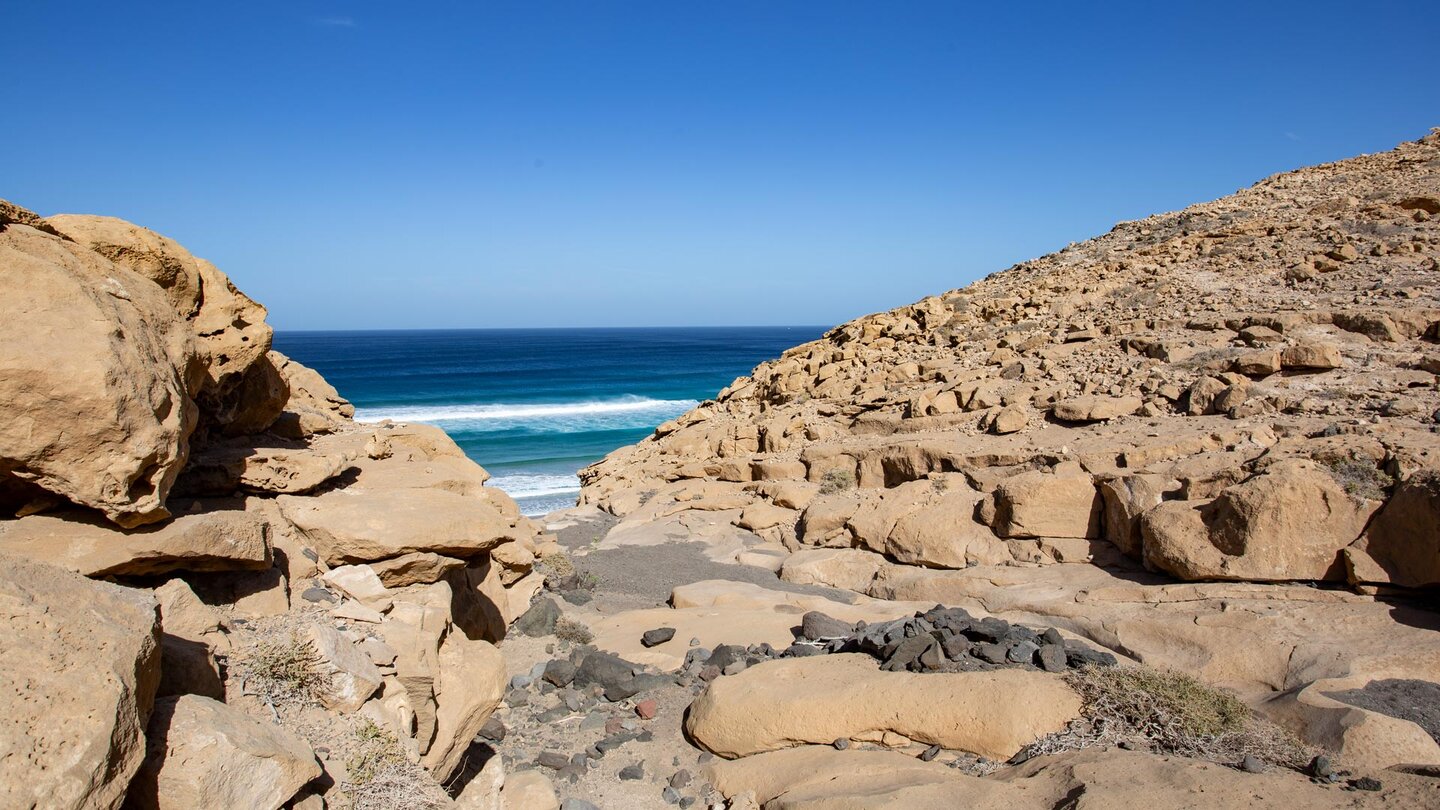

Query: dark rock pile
[[780, 605, 1118, 674]]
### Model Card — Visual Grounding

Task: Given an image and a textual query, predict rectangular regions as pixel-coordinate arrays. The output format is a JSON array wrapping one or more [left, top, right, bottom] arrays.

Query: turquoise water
[[272, 327, 824, 515]]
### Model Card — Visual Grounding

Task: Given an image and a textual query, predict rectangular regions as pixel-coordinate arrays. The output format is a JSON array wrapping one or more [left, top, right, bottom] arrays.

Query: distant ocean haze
[[273, 327, 826, 515]]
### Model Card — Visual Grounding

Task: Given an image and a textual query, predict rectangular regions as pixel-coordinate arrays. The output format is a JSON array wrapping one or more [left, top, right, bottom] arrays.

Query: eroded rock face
[[129, 695, 320, 810], [0, 208, 200, 526], [685, 653, 1080, 760], [1142, 460, 1379, 581], [0, 555, 161, 810]]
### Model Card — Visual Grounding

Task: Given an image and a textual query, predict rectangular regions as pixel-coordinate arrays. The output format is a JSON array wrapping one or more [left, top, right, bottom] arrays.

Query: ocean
[[272, 327, 826, 516]]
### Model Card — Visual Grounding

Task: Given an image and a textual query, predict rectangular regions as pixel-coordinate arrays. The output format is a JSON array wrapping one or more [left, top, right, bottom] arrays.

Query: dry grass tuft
[[536, 552, 575, 580], [343, 719, 450, 810], [819, 468, 856, 494], [1020, 665, 1314, 768], [1317, 454, 1393, 501], [242, 631, 331, 708], [555, 616, 594, 645]]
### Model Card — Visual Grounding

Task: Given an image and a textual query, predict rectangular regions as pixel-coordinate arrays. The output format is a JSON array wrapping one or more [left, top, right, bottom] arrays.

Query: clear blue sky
[[4, 2, 1437, 331]]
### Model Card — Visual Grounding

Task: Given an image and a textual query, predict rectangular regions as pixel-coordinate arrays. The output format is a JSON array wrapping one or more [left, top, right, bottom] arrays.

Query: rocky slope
[[582, 129, 1440, 590], [0, 201, 556, 809], [559, 130, 1440, 805]]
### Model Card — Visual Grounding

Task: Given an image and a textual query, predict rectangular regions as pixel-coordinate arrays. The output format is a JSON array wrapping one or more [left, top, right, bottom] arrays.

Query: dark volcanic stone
[[1309, 755, 1334, 778], [514, 597, 562, 637], [832, 738, 850, 750], [670, 769, 693, 788], [1006, 640, 1039, 664], [561, 589, 593, 606], [707, 644, 747, 671], [1065, 645, 1118, 668], [1350, 777, 1382, 791], [941, 634, 972, 660], [800, 611, 854, 640], [642, 627, 677, 647], [881, 635, 938, 672], [975, 642, 1009, 664], [538, 750, 570, 770], [964, 617, 1010, 643], [1036, 644, 1068, 673], [618, 763, 645, 781], [301, 586, 335, 604], [919, 744, 941, 762], [543, 659, 577, 687], [782, 643, 825, 658], [1002, 625, 1040, 646], [477, 715, 506, 742], [1240, 754, 1264, 774], [1041, 627, 1064, 646], [574, 650, 650, 701]]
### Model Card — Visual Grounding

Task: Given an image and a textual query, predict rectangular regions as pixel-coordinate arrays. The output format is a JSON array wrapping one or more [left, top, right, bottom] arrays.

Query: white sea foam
[[486, 473, 582, 499], [354, 396, 697, 426]]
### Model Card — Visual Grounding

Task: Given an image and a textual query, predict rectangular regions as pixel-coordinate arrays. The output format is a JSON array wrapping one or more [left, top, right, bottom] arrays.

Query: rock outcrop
[[0, 200, 548, 808], [581, 129, 1440, 590]]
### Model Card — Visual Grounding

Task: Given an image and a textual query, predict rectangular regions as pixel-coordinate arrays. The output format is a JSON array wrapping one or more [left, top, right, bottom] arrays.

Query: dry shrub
[[243, 631, 330, 707], [343, 719, 450, 810], [555, 616, 593, 645], [819, 468, 856, 494], [1021, 665, 1313, 767], [1317, 454, 1393, 501], [536, 552, 575, 580]]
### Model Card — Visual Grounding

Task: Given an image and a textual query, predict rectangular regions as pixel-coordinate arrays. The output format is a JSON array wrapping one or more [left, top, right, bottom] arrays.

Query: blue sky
[[3, 2, 1437, 330]]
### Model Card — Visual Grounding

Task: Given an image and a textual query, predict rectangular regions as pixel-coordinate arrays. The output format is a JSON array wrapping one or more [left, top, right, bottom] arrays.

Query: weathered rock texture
[[581, 129, 1440, 590], [0, 555, 161, 810], [0, 201, 549, 808]]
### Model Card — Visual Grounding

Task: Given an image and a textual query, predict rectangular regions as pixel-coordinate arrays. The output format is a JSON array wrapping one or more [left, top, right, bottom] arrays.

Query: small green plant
[[1318, 455, 1393, 501], [819, 468, 856, 495], [245, 631, 330, 707], [555, 616, 594, 645], [347, 720, 407, 785]]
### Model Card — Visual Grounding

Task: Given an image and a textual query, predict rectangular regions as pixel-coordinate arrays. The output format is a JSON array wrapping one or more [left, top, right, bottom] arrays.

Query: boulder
[[992, 466, 1101, 539], [1281, 341, 1343, 370], [1345, 469, 1440, 588], [685, 653, 1080, 759], [0, 555, 161, 809], [0, 498, 271, 577], [155, 579, 227, 699], [369, 551, 468, 586], [174, 441, 352, 497], [128, 695, 319, 810], [780, 547, 887, 592], [883, 483, 1009, 568], [1142, 460, 1379, 581], [1052, 395, 1142, 422], [277, 487, 516, 565], [304, 624, 383, 712], [420, 631, 507, 782], [269, 351, 354, 438], [0, 212, 199, 526]]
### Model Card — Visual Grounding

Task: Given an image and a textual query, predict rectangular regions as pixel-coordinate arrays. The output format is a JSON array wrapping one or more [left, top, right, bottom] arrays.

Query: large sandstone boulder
[[47, 214, 286, 436], [1142, 459, 1379, 581], [128, 695, 320, 810], [269, 350, 354, 438], [420, 631, 507, 782], [0, 208, 200, 526], [1345, 469, 1440, 588], [277, 487, 516, 565], [992, 465, 1101, 539], [685, 653, 1080, 759], [0, 555, 161, 809], [154, 579, 228, 699], [0, 498, 272, 577]]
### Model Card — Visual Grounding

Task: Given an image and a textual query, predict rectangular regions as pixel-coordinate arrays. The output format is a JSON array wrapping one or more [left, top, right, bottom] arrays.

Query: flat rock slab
[[278, 487, 513, 565], [684, 653, 1080, 760], [0, 499, 271, 576], [588, 580, 929, 671]]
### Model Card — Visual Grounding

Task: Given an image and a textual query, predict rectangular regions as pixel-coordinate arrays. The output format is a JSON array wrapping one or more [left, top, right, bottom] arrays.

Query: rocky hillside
[[0, 201, 557, 809], [582, 129, 1440, 591]]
